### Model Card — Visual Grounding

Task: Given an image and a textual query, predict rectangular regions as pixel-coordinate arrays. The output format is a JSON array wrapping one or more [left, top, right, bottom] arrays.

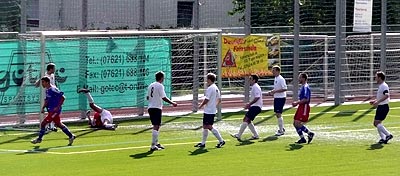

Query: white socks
[[84, 92, 94, 103], [377, 123, 390, 136], [211, 128, 224, 142], [237, 122, 248, 138], [201, 129, 208, 144], [247, 122, 259, 138], [151, 130, 159, 147], [277, 117, 284, 131]]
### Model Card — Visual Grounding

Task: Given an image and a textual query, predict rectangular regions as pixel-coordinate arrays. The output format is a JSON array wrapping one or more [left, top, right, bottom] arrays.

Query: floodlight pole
[[380, 0, 387, 72], [293, 0, 300, 101]]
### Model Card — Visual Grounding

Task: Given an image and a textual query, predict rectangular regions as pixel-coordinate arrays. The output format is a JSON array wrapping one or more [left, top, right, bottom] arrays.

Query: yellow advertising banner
[[221, 35, 280, 78]]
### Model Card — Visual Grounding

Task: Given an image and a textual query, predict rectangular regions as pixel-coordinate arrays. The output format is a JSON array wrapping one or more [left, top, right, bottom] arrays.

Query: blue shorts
[[203, 113, 215, 125], [245, 106, 262, 121], [375, 104, 389, 121], [274, 98, 286, 113]]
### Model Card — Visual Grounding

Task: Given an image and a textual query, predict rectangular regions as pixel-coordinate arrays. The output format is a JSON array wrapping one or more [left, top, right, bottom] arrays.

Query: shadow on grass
[[75, 128, 100, 138], [367, 143, 384, 150], [0, 132, 38, 145], [260, 135, 279, 142], [254, 108, 291, 126], [132, 116, 183, 135], [352, 108, 374, 122], [129, 150, 155, 159], [189, 147, 209, 156], [308, 105, 339, 122], [333, 110, 358, 117], [286, 143, 304, 151], [235, 140, 255, 146], [17, 145, 66, 155]]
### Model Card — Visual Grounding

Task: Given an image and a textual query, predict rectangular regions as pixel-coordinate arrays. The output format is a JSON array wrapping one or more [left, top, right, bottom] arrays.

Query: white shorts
[[100, 109, 113, 124]]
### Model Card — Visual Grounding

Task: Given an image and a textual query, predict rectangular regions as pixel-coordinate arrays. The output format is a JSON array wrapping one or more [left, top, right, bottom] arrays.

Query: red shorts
[[42, 112, 61, 126], [93, 112, 103, 127], [294, 104, 310, 122]]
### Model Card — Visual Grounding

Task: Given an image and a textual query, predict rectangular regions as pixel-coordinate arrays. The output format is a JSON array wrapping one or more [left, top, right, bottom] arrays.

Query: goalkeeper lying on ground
[[78, 88, 118, 130]]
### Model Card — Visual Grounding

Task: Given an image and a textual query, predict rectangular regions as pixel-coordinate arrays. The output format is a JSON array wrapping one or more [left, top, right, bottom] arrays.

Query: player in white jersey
[[77, 88, 117, 130], [231, 75, 262, 141], [267, 65, 287, 136], [35, 63, 57, 132], [194, 73, 225, 148], [147, 71, 177, 151], [369, 71, 393, 144]]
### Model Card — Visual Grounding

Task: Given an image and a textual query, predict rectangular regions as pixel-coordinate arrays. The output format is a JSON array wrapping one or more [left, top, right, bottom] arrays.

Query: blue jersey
[[45, 86, 64, 113], [299, 83, 311, 104]]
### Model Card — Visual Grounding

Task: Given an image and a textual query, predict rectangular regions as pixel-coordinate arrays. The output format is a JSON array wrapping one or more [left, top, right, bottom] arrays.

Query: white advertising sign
[[353, 0, 373, 32]]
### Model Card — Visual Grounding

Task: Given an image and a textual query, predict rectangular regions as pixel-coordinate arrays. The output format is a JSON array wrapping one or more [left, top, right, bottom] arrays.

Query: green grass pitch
[[0, 102, 399, 176]]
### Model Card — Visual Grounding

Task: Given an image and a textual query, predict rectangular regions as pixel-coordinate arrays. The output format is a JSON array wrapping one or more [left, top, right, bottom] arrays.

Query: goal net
[[0, 30, 221, 126]]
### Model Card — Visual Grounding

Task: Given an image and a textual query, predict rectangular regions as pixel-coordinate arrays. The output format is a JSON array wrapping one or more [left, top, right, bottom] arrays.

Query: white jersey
[[100, 109, 113, 124], [250, 83, 263, 108], [204, 83, 221, 114], [377, 82, 390, 105], [274, 75, 287, 98], [147, 82, 167, 109]]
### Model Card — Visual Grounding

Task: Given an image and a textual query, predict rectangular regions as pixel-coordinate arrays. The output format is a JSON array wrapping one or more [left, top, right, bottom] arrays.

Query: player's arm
[[160, 86, 177, 107], [268, 80, 287, 95], [199, 99, 209, 109], [162, 97, 177, 107], [41, 100, 48, 113], [246, 88, 261, 109], [53, 95, 65, 112], [372, 90, 389, 107], [34, 79, 40, 87]]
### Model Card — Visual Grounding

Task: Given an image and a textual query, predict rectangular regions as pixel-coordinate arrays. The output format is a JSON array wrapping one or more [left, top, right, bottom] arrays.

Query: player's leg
[[195, 114, 209, 147], [78, 88, 102, 113], [31, 114, 52, 144], [247, 106, 260, 139], [149, 108, 162, 151], [374, 104, 392, 143], [206, 115, 225, 147], [274, 98, 286, 136], [103, 119, 117, 130], [53, 114, 75, 146]]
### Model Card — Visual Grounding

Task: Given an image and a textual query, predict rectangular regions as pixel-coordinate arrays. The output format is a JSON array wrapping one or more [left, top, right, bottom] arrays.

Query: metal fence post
[[192, 0, 200, 112], [293, 0, 300, 101], [380, 0, 387, 72], [244, 0, 251, 103]]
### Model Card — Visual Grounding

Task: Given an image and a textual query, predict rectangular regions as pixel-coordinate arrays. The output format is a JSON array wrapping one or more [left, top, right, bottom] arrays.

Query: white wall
[[36, 0, 242, 30]]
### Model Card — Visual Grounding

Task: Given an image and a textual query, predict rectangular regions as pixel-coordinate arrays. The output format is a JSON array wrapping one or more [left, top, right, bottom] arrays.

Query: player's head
[[206, 73, 216, 85], [376, 71, 385, 83], [298, 73, 308, 84], [41, 76, 51, 88], [249, 74, 259, 86], [272, 65, 281, 77], [47, 63, 56, 74], [155, 71, 165, 83]]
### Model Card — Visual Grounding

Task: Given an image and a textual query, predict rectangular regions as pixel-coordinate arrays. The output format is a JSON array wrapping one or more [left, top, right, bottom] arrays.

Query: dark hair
[[207, 73, 216, 83], [47, 63, 55, 71], [272, 65, 281, 72], [250, 74, 259, 83], [300, 73, 308, 80], [376, 71, 386, 81], [155, 71, 165, 81], [41, 76, 50, 83]]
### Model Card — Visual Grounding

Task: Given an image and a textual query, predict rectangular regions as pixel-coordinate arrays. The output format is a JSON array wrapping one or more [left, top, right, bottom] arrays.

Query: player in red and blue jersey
[[31, 77, 76, 146], [292, 73, 315, 144]]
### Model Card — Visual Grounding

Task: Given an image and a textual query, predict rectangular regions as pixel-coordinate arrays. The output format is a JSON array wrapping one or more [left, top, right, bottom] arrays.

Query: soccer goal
[[0, 29, 222, 126]]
